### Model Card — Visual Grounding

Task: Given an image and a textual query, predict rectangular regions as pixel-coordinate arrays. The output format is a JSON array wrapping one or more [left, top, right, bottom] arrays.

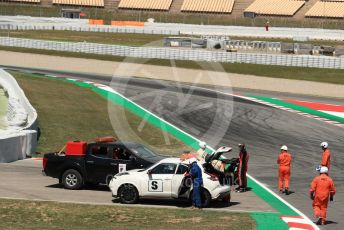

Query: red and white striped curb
[[237, 96, 344, 129], [46, 76, 321, 230], [281, 216, 316, 230], [51, 76, 118, 93], [189, 86, 343, 129], [51, 75, 343, 129]]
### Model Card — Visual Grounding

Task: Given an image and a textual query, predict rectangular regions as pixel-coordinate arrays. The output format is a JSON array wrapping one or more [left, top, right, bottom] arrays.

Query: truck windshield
[[130, 145, 157, 158]]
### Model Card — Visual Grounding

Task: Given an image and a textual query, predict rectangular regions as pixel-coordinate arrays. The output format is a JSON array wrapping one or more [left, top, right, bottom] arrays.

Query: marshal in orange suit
[[310, 166, 336, 225], [277, 145, 292, 195], [320, 142, 331, 170]]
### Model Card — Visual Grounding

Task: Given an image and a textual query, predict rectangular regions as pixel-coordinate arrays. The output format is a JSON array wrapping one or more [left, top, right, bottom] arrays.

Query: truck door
[[112, 145, 137, 171], [142, 163, 177, 197], [85, 144, 118, 184]]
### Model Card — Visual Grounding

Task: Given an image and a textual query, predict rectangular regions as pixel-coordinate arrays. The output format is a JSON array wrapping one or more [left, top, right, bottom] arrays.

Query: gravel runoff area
[[0, 50, 343, 98]]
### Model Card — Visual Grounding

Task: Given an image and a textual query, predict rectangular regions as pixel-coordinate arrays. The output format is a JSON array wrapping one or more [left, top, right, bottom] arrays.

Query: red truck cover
[[66, 141, 87, 156]]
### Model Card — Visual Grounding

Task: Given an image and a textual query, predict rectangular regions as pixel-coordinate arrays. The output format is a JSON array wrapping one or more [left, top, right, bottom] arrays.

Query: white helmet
[[320, 142, 328, 149], [280, 145, 288, 151], [188, 157, 197, 164], [315, 165, 321, 172], [199, 141, 207, 149], [320, 166, 329, 174]]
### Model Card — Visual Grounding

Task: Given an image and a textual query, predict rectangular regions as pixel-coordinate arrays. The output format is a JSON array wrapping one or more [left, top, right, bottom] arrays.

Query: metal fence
[[0, 16, 344, 40], [0, 24, 180, 35], [0, 37, 343, 69]]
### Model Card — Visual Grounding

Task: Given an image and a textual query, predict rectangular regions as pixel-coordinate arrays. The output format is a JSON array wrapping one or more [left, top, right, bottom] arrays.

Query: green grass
[[0, 30, 165, 47], [0, 3, 343, 29], [11, 71, 189, 155], [0, 199, 255, 229], [3, 47, 344, 84], [2, 29, 344, 47]]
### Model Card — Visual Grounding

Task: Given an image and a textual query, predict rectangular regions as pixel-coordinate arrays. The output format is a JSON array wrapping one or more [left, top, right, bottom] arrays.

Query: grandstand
[[118, 0, 173, 11], [244, 0, 306, 16], [3, 0, 40, 2], [181, 0, 235, 14], [53, 0, 104, 7], [1, 0, 344, 22], [305, 1, 344, 18]]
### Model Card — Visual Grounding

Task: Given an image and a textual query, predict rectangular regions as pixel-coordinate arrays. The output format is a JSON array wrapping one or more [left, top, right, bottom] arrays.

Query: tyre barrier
[[7, 98, 28, 128], [0, 69, 38, 162]]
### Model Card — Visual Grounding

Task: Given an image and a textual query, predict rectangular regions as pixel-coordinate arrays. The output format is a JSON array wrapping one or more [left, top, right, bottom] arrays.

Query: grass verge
[[0, 30, 165, 46], [3, 47, 344, 84], [0, 199, 255, 229], [2, 29, 343, 62], [11, 71, 189, 155], [2, 30, 344, 47]]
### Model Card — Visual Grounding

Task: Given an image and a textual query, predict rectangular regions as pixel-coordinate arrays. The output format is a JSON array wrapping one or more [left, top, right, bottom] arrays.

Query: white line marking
[[58, 77, 319, 230], [289, 228, 309, 230], [248, 175, 318, 230], [182, 85, 320, 230], [321, 111, 344, 119], [281, 217, 313, 224], [66, 78, 77, 81]]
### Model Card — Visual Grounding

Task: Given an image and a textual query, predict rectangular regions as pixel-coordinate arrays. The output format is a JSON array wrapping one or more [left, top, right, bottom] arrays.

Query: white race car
[[109, 158, 231, 207]]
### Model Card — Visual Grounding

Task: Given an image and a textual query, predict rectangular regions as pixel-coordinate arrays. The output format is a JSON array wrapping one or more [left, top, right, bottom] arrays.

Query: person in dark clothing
[[188, 157, 203, 209], [236, 144, 249, 193], [265, 21, 270, 31]]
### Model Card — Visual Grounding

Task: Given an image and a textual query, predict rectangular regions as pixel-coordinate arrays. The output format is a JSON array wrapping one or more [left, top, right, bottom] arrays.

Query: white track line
[[193, 85, 343, 129], [168, 85, 319, 229], [48, 76, 318, 230]]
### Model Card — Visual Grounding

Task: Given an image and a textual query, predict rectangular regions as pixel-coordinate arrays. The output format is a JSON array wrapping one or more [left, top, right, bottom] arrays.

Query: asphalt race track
[[0, 159, 273, 213], [1, 67, 343, 229], [108, 74, 344, 230]]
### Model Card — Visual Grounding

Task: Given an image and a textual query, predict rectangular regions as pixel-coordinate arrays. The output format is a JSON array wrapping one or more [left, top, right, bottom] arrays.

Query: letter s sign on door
[[151, 181, 158, 190], [148, 180, 163, 192]]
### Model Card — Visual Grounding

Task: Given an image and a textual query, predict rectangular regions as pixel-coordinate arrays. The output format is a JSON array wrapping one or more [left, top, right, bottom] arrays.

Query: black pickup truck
[[43, 141, 163, 189]]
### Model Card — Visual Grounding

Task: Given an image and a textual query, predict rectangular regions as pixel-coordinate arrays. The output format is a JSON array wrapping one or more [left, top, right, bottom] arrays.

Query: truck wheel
[[62, 169, 83, 190], [118, 184, 139, 204], [201, 188, 211, 208]]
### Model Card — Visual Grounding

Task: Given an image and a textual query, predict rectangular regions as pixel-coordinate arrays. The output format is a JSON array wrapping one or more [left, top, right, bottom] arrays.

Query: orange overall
[[321, 149, 331, 170], [277, 151, 292, 191], [310, 174, 336, 223]]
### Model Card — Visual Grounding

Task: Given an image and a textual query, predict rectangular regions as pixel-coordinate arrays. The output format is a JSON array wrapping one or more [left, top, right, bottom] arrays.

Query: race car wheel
[[62, 169, 83, 190], [201, 188, 211, 208], [222, 193, 231, 203], [119, 184, 139, 204]]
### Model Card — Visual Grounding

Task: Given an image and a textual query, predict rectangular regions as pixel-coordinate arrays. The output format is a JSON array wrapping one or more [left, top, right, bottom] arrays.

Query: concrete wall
[[0, 69, 38, 162], [1, 15, 344, 41]]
